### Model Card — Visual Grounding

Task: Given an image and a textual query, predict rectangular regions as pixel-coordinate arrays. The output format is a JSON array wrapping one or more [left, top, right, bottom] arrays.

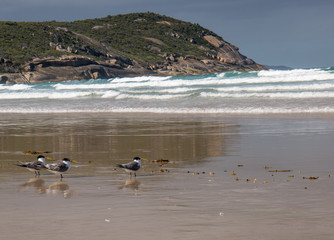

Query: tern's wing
[[16, 160, 41, 170], [47, 161, 67, 172], [123, 161, 140, 171]]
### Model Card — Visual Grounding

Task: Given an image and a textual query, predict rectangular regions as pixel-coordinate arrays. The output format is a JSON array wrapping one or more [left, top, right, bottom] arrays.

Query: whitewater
[[0, 67, 334, 114]]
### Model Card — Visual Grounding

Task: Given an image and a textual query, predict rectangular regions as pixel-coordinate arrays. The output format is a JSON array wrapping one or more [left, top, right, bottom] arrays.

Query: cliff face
[[0, 13, 266, 84]]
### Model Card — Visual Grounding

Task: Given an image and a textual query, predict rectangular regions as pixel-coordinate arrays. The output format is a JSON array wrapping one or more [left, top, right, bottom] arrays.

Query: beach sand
[[0, 113, 334, 240]]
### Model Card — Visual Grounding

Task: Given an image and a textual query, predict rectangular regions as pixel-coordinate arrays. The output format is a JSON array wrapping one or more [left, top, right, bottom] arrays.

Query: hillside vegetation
[[0, 12, 266, 83]]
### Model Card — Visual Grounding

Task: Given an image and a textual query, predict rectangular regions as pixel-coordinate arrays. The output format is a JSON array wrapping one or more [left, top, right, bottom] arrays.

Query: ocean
[[0, 67, 334, 113]]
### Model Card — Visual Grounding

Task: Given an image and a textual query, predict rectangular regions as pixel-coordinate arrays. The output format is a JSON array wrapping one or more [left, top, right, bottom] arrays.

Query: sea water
[[0, 67, 333, 113]]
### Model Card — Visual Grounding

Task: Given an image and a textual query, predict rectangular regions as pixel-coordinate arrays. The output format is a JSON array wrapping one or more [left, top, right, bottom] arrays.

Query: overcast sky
[[1, 0, 333, 68]]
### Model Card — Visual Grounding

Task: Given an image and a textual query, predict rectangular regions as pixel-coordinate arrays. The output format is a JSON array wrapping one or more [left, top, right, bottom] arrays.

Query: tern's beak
[[71, 160, 77, 163], [46, 157, 52, 160], [141, 158, 148, 161]]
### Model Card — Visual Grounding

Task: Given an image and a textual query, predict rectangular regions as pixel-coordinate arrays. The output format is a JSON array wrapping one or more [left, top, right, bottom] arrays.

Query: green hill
[[0, 12, 266, 83]]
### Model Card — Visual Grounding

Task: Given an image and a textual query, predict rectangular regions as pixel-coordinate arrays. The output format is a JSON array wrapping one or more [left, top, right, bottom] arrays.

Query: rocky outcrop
[[1, 56, 152, 84], [204, 35, 255, 65], [1, 52, 265, 84]]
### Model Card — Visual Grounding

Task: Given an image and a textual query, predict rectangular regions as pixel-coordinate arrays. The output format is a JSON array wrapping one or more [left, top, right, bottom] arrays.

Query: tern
[[16, 155, 47, 176], [116, 157, 146, 177], [45, 158, 76, 178]]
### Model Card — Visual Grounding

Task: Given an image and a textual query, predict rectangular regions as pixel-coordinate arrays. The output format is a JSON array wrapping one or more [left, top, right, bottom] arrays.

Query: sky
[[1, 0, 333, 68]]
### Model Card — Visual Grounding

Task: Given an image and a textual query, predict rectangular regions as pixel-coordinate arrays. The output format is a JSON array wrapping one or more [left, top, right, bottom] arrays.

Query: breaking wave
[[0, 67, 333, 114]]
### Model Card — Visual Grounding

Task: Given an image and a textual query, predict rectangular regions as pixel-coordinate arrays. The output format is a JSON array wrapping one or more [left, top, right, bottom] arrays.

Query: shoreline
[[1, 111, 334, 119]]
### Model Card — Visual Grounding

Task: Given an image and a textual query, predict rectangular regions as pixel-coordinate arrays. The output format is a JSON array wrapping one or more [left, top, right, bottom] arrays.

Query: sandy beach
[[1, 113, 334, 240]]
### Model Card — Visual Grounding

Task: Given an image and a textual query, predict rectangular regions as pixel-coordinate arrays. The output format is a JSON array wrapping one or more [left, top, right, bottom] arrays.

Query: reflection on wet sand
[[118, 178, 140, 191], [0, 114, 239, 170], [19, 177, 77, 198], [19, 177, 45, 191], [40, 180, 77, 199]]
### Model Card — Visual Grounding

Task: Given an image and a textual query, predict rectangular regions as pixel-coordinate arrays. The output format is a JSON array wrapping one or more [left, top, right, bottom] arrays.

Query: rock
[[150, 46, 161, 52], [91, 71, 100, 79], [143, 37, 166, 46], [49, 42, 57, 49], [3, 51, 266, 83], [157, 21, 172, 26], [56, 45, 66, 52], [169, 54, 175, 62], [106, 59, 117, 65], [92, 25, 105, 30], [204, 35, 225, 48], [0, 75, 8, 84]]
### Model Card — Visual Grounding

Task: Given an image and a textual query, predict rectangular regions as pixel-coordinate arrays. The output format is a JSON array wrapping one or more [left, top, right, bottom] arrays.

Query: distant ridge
[[0, 12, 266, 84], [263, 65, 293, 70]]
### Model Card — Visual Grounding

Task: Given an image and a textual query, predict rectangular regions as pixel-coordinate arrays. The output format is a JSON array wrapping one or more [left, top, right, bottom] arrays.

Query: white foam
[[216, 83, 334, 92], [0, 91, 92, 99], [125, 87, 201, 94], [201, 91, 334, 99], [49, 69, 334, 91], [257, 68, 323, 77], [54, 83, 114, 90], [101, 90, 120, 98], [0, 84, 32, 90], [216, 68, 334, 85], [110, 75, 172, 83], [1, 106, 334, 114], [47, 92, 93, 99], [257, 68, 333, 81], [115, 93, 189, 100]]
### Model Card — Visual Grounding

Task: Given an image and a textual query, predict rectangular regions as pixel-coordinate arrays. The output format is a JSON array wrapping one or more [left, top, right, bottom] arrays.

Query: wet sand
[[1, 113, 334, 240]]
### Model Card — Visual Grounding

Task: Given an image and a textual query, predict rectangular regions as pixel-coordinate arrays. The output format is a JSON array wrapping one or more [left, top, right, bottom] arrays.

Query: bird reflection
[[118, 178, 140, 191], [19, 178, 77, 198], [39, 180, 77, 198], [19, 177, 45, 192]]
